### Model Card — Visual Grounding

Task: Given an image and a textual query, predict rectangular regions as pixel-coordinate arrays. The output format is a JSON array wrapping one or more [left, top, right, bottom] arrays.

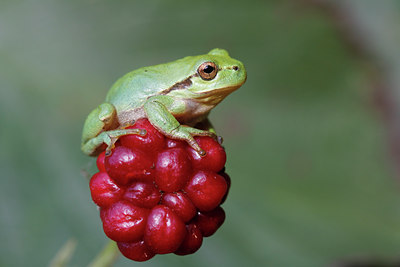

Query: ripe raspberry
[[88, 118, 232, 262]]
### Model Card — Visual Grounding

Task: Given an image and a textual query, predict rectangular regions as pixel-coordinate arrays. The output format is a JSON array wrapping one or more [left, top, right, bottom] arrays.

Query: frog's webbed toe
[[103, 128, 147, 155], [169, 126, 219, 156]]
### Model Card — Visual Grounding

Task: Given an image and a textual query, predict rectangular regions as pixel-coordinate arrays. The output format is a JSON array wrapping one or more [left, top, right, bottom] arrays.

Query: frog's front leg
[[81, 103, 146, 156], [144, 95, 215, 156]]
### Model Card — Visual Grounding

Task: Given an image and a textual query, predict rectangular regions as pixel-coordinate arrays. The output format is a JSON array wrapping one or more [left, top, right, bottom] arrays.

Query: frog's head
[[165, 48, 246, 105]]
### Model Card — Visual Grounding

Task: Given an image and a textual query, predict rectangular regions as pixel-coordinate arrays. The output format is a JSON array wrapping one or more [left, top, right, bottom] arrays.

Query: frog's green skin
[[81, 48, 246, 156]]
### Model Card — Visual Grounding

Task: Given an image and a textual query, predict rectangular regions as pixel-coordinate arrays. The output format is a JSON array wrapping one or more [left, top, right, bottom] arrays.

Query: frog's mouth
[[192, 82, 245, 105]]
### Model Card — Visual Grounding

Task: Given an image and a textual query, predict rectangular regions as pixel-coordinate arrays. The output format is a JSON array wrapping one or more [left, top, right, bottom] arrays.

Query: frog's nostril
[[233, 66, 239, 71]]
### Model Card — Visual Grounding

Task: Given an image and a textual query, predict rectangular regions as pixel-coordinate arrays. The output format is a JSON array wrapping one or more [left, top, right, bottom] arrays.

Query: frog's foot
[[120, 119, 137, 129], [103, 128, 147, 155], [82, 128, 146, 156], [169, 126, 216, 156], [189, 128, 223, 145]]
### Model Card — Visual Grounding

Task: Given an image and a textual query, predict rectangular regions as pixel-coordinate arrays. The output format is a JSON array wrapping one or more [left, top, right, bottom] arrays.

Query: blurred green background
[[2, 1, 400, 266]]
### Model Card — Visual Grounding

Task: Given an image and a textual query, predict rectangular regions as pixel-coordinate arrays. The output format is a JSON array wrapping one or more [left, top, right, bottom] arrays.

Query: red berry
[[105, 146, 154, 185], [120, 119, 165, 156], [123, 181, 161, 209], [96, 151, 106, 172], [89, 172, 123, 208], [166, 139, 186, 149], [117, 240, 155, 262], [187, 137, 226, 172], [174, 223, 203, 255], [89, 119, 231, 261], [218, 171, 231, 205], [101, 201, 149, 242], [144, 205, 186, 254], [185, 170, 227, 212], [194, 207, 226, 237], [155, 148, 192, 192], [161, 192, 197, 222]]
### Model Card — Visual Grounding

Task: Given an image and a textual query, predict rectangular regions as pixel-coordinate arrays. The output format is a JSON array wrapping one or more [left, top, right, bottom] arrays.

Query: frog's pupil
[[204, 65, 214, 73]]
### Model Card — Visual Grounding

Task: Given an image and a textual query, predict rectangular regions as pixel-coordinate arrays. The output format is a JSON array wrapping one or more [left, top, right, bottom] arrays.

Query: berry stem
[[87, 241, 120, 267], [49, 238, 77, 267]]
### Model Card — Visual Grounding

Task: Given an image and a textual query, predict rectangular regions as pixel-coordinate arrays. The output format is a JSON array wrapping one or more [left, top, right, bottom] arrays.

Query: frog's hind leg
[[84, 128, 147, 156], [81, 102, 146, 156]]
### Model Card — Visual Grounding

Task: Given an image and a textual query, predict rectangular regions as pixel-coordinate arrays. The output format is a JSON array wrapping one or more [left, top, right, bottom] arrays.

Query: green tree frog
[[81, 48, 246, 157]]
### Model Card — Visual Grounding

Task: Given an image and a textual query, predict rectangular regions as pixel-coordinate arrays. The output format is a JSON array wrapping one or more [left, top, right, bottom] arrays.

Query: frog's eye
[[197, 62, 218, 80]]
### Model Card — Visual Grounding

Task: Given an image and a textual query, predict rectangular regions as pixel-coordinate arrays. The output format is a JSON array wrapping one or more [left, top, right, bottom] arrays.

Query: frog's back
[[105, 57, 196, 113], [105, 68, 164, 112]]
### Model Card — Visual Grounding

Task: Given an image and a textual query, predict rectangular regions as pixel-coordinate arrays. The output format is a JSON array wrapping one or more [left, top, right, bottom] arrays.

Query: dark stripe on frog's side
[[161, 73, 198, 95], [160, 66, 234, 95]]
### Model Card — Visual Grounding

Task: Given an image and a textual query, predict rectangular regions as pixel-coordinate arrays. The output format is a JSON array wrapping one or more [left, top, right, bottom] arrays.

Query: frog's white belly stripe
[[117, 107, 146, 126]]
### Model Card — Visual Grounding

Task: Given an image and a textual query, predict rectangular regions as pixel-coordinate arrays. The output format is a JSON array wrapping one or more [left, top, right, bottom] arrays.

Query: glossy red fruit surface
[[101, 201, 149, 242], [123, 181, 161, 209], [165, 139, 186, 149], [187, 136, 226, 172], [218, 171, 231, 205], [117, 240, 155, 262], [174, 223, 203, 255], [120, 119, 165, 157], [89, 172, 123, 208], [144, 205, 186, 254], [96, 151, 106, 172], [185, 170, 227, 212], [155, 148, 192, 192], [90, 119, 231, 262], [194, 206, 226, 237], [105, 146, 154, 185], [161, 192, 197, 222]]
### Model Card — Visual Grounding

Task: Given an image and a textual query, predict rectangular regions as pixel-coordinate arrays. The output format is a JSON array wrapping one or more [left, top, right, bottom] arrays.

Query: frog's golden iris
[[197, 62, 218, 80]]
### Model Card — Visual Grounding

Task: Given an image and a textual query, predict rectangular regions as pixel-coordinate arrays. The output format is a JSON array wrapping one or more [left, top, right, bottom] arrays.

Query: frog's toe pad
[[217, 136, 224, 145], [139, 129, 147, 136]]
